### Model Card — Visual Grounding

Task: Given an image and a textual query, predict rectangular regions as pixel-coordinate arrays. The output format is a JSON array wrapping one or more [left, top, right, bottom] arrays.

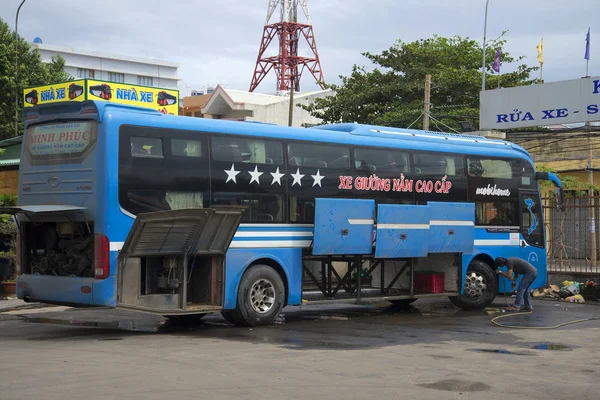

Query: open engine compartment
[[21, 221, 95, 277]]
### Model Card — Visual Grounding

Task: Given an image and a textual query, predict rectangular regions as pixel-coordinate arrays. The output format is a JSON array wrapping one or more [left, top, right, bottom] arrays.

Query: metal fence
[[543, 196, 600, 274]]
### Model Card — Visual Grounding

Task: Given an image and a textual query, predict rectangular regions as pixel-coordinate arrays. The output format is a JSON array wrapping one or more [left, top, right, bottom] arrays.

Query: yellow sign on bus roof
[[23, 79, 179, 115], [23, 80, 86, 106]]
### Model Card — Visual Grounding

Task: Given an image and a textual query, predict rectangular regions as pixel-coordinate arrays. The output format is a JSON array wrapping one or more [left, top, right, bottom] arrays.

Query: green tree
[[0, 17, 73, 141], [301, 33, 538, 131]]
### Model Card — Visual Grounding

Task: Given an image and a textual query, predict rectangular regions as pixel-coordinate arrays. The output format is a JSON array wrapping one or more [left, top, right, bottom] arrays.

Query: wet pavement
[[0, 298, 599, 399]]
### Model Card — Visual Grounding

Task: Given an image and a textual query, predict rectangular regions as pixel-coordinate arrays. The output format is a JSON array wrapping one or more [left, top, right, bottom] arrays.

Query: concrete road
[[0, 298, 599, 400]]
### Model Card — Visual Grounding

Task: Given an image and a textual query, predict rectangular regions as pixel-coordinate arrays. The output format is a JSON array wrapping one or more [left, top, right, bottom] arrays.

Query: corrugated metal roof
[[0, 136, 23, 148], [0, 144, 21, 162], [0, 159, 19, 166]]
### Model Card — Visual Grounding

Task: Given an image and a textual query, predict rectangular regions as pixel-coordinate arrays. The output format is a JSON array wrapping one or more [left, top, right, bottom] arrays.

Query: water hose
[[491, 275, 600, 329]]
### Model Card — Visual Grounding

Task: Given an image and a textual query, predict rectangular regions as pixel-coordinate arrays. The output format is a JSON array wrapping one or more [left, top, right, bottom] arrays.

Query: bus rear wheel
[[221, 264, 285, 327], [449, 260, 497, 310]]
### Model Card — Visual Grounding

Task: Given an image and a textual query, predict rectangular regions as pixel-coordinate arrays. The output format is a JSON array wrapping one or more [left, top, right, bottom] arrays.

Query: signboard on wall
[[479, 76, 600, 130], [23, 79, 179, 115]]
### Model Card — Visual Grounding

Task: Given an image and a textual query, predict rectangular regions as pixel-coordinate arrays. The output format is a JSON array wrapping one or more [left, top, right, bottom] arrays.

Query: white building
[[199, 85, 333, 127], [31, 42, 179, 89]]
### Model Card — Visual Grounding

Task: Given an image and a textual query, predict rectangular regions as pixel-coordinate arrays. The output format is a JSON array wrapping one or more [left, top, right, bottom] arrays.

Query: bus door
[[117, 207, 244, 314], [518, 190, 545, 276]]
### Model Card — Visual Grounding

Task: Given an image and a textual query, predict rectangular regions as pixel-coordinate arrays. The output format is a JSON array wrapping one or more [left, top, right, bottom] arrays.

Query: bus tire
[[222, 264, 285, 327], [449, 260, 497, 310]]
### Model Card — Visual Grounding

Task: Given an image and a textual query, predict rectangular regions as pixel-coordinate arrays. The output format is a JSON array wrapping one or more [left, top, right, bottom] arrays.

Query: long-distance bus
[[3, 100, 564, 326]]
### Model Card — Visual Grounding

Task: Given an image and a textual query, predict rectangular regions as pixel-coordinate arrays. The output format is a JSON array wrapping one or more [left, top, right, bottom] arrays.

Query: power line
[[521, 132, 600, 153]]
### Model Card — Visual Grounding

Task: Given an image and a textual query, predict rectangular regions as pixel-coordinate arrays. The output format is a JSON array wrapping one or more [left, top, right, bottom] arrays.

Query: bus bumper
[[16, 275, 117, 307]]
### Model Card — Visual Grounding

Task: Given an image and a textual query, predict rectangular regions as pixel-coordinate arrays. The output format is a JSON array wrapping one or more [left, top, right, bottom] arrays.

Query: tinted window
[[354, 148, 410, 172], [288, 143, 350, 168], [131, 137, 163, 158], [468, 157, 512, 179], [119, 125, 210, 217], [290, 196, 315, 223], [521, 195, 543, 247], [212, 136, 283, 165], [171, 138, 202, 157], [125, 190, 206, 215], [414, 153, 464, 176], [475, 201, 517, 226], [212, 192, 283, 222]]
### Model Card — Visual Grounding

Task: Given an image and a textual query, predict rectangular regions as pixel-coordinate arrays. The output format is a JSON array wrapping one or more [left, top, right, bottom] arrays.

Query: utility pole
[[481, 0, 490, 91], [15, 0, 27, 138], [423, 74, 431, 131], [288, 72, 294, 126], [588, 125, 596, 269]]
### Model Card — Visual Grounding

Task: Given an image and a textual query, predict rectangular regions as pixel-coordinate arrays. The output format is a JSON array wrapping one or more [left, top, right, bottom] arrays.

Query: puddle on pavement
[[418, 379, 491, 392], [98, 337, 124, 341], [531, 343, 572, 351], [279, 337, 366, 350], [470, 348, 535, 356]]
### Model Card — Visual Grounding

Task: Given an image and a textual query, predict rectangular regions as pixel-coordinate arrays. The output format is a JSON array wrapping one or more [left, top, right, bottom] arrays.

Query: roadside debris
[[533, 280, 599, 303]]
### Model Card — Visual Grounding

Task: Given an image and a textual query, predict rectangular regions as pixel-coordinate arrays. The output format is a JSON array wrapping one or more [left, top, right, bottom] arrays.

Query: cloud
[[1, 0, 596, 96]]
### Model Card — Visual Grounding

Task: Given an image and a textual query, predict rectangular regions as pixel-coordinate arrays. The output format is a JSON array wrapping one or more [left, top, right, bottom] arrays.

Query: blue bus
[[4, 100, 564, 326]]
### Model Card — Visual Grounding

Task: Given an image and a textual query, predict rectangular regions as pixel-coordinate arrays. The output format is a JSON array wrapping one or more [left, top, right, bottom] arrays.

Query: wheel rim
[[464, 271, 487, 298], [249, 278, 276, 314]]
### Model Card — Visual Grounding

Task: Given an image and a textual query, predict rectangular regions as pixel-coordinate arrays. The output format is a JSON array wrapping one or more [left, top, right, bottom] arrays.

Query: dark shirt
[[506, 258, 537, 276]]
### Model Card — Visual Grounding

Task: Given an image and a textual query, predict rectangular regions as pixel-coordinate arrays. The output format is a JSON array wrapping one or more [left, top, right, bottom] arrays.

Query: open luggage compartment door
[[0, 205, 88, 223], [117, 207, 244, 313]]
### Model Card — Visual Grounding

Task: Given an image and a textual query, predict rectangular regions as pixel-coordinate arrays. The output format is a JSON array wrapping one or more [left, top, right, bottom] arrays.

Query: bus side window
[[414, 153, 463, 176], [468, 157, 512, 179], [212, 136, 283, 165], [475, 201, 517, 226], [354, 148, 410, 173], [288, 143, 350, 168], [212, 193, 283, 222], [171, 138, 202, 158], [130, 137, 163, 158], [290, 197, 315, 223]]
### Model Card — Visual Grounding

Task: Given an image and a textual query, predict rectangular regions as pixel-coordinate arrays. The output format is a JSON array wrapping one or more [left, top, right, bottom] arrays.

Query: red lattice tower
[[249, 0, 325, 92]]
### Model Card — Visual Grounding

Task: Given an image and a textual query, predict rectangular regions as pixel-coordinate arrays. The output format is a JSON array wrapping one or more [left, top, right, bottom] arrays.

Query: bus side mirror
[[536, 171, 565, 212], [555, 187, 565, 212]]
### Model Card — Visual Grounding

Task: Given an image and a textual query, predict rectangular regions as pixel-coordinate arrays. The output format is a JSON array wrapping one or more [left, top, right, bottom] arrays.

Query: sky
[[0, 0, 597, 96]]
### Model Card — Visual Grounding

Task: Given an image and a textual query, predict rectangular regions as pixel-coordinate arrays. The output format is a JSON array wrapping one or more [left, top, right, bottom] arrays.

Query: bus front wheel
[[221, 264, 285, 327], [449, 260, 497, 310]]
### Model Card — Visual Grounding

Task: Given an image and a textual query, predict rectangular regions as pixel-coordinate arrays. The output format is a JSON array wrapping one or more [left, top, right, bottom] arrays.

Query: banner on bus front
[[23, 79, 179, 115]]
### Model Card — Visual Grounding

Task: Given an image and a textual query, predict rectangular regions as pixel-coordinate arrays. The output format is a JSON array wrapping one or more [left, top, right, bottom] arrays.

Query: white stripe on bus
[[234, 231, 313, 237], [377, 224, 430, 230], [347, 218, 375, 225], [474, 239, 513, 246], [430, 220, 474, 226], [110, 237, 519, 252], [230, 240, 313, 248]]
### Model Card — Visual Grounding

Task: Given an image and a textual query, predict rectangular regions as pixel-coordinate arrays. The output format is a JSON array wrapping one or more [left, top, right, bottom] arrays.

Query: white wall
[[248, 91, 331, 127], [34, 45, 179, 90]]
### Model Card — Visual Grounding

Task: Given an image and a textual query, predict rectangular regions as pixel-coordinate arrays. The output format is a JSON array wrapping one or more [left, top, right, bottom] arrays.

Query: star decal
[[270, 167, 284, 186], [224, 163, 240, 184], [291, 168, 305, 187], [248, 165, 263, 185], [311, 169, 325, 187]]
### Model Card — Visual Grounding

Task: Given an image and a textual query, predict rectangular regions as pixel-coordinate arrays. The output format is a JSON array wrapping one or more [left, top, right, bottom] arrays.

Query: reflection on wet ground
[[417, 379, 492, 392], [531, 343, 572, 351], [6, 299, 600, 353], [470, 348, 536, 356]]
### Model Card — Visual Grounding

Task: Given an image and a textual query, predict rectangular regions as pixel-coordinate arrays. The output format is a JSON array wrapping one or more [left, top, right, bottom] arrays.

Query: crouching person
[[495, 257, 538, 312]]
